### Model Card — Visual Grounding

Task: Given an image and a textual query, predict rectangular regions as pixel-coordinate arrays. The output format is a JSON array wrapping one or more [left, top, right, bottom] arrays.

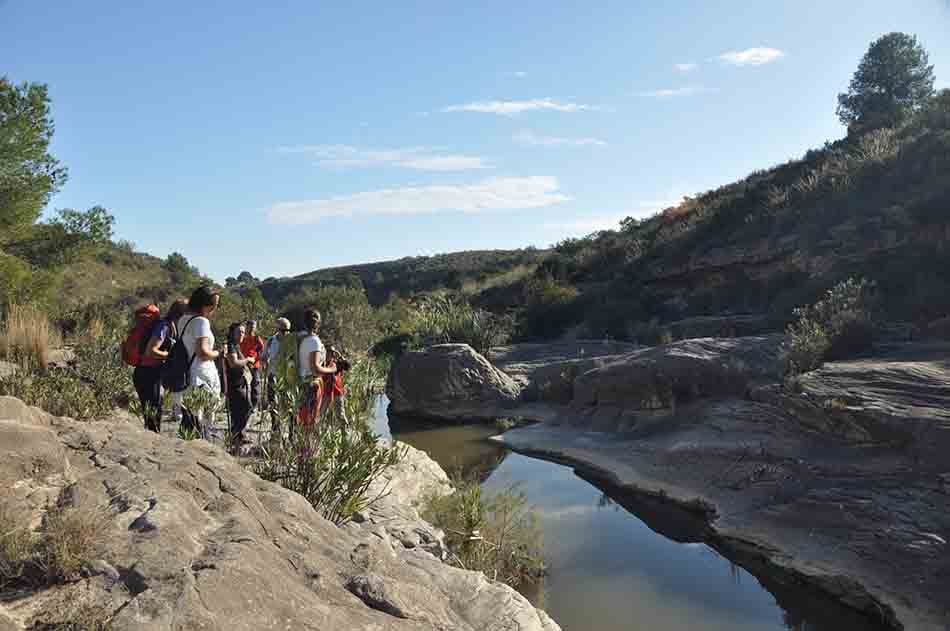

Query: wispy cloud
[[267, 176, 570, 224], [513, 130, 607, 147], [638, 86, 708, 98], [507, 71, 528, 78], [716, 47, 785, 66], [278, 144, 490, 171], [674, 62, 698, 72], [442, 98, 593, 116]]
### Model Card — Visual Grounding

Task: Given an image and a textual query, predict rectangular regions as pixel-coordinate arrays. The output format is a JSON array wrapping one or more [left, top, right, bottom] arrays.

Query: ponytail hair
[[303, 308, 321, 333]]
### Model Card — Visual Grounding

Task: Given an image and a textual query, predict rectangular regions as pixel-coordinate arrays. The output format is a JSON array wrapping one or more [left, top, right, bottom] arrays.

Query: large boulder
[[387, 344, 521, 421], [573, 335, 785, 411], [0, 396, 559, 631]]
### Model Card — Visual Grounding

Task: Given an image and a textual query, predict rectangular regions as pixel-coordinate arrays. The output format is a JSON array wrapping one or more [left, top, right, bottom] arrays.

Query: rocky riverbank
[[387, 338, 950, 630], [0, 396, 559, 631]]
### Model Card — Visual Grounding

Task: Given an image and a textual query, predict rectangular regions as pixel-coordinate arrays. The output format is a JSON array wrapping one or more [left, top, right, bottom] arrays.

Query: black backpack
[[161, 316, 197, 393]]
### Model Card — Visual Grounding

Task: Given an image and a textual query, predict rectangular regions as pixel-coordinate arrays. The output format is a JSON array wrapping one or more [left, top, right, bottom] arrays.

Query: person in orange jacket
[[240, 319, 266, 409]]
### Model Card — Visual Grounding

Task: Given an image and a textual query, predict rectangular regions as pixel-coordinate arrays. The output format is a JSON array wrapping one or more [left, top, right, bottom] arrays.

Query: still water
[[371, 397, 884, 631]]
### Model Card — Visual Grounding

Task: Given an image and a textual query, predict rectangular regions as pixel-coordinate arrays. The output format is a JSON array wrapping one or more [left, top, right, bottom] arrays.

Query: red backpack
[[122, 304, 160, 366]]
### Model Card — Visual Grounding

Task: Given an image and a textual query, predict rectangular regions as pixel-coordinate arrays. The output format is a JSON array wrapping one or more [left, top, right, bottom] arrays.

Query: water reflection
[[375, 397, 887, 631]]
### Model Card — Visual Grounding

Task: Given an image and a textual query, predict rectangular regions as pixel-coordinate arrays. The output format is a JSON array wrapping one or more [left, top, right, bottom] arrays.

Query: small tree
[[0, 78, 68, 235], [837, 33, 935, 133]]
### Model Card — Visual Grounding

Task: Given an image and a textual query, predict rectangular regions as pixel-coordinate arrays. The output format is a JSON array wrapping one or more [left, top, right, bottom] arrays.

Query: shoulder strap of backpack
[[182, 316, 199, 372]]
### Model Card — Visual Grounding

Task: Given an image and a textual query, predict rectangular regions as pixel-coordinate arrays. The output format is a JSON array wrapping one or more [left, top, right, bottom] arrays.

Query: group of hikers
[[123, 285, 348, 449]]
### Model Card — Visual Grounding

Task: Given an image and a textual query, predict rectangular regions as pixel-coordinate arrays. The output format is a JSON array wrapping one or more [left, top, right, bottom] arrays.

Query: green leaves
[[837, 33, 936, 133], [0, 78, 67, 233]]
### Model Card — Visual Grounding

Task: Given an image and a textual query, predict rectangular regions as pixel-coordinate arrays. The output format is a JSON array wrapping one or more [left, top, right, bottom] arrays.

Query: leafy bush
[[422, 477, 544, 588], [0, 303, 62, 370], [786, 277, 876, 375], [253, 358, 403, 525], [281, 285, 380, 353]]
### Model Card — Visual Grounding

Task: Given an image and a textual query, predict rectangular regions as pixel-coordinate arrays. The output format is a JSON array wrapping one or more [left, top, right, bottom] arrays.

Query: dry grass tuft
[[0, 500, 34, 588], [37, 501, 109, 583], [0, 303, 62, 370]]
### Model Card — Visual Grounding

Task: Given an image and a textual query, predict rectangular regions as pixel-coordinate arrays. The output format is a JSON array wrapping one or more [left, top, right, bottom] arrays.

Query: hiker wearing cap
[[262, 317, 291, 432], [240, 319, 265, 408]]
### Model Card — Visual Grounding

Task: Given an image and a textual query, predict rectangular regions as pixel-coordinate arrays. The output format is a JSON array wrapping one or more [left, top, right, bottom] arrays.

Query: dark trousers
[[228, 380, 252, 439], [249, 367, 261, 408], [133, 364, 162, 433]]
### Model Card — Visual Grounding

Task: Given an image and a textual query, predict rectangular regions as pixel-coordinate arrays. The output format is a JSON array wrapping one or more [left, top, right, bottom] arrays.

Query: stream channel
[[371, 396, 888, 631]]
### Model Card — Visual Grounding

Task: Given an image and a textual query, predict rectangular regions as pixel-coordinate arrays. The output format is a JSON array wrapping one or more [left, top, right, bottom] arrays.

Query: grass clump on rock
[[422, 476, 544, 588], [0, 495, 110, 589]]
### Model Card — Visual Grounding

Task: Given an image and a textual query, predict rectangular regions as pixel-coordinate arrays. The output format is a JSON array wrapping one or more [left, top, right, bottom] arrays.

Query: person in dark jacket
[[224, 321, 254, 448]]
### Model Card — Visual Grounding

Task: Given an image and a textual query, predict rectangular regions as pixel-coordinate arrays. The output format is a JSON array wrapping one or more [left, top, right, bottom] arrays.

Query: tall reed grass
[[0, 303, 62, 370]]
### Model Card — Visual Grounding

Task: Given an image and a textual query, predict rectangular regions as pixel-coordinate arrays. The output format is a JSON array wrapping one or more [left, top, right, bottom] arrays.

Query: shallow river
[[371, 397, 884, 631]]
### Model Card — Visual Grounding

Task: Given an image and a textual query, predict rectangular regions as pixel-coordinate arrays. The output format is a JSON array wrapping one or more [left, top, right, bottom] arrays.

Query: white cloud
[[278, 144, 490, 171], [267, 176, 570, 224], [513, 130, 607, 147], [638, 86, 708, 98], [716, 47, 785, 66], [508, 71, 528, 78], [442, 98, 593, 115], [674, 62, 698, 72]]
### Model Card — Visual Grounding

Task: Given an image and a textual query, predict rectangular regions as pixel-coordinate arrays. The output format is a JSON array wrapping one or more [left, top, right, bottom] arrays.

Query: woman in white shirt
[[298, 309, 337, 426], [177, 286, 222, 435]]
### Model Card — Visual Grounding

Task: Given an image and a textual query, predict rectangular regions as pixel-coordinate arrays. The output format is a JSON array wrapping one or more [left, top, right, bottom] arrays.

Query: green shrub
[[786, 277, 876, 375], [422, 477, 544, 588], [253, 358, 403, 525]]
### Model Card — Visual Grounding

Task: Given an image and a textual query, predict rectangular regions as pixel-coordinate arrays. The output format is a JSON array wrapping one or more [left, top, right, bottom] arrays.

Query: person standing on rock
[[297, 309, 337, 426], [134, 299, 187, 433], [225, 322, 254, 449], [177, 286, 222, 435], [240, 319, 265, 410]]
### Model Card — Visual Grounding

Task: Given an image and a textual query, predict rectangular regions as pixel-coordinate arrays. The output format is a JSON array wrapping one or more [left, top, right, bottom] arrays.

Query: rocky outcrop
[[490, 340, 637, 404], [387, 344, 521, 421], [0, 396, 559, 631], [666, 314, 774, 340], [492, 340, 950, 631], [572, 335, 785, 411]]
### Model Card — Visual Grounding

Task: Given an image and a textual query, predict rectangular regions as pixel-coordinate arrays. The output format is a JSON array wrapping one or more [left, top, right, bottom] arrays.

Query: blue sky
[[3, 1, 949, 282]]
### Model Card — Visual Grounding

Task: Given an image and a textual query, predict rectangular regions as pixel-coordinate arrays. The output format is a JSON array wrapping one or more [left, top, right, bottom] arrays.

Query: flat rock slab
[[500, 397, 950, 631], [572, 334, 785, 409], [0, 396, 559, 631]]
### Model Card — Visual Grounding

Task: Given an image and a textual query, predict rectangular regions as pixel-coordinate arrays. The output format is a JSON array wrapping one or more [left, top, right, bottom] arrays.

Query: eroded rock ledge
[[0, 396, 559, 631], [389, 338, 950, 630]]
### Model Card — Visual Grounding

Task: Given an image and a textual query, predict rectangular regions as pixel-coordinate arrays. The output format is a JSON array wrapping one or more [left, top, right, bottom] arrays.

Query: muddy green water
[[371, 397, 886, 631]]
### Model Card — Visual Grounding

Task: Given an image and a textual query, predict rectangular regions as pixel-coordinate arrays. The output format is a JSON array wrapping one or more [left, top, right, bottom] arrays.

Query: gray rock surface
[[493, 340, 950, 631], [0, 396, 559, 631], [387, 344, 521, 421], [572, 334, 785, 411]]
